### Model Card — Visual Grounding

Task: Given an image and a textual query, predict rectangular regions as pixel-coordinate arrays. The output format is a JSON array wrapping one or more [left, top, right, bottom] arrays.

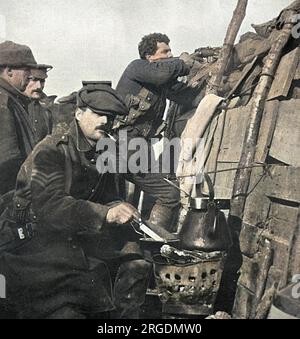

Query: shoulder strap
[[60, 144, 72, 195], [139, 87, 152, 100]]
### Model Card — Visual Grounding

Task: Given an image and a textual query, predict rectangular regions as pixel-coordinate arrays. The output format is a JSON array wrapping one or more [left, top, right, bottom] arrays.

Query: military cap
[[0, 40, 52, 69], [57, 92, 77, 104], [82, 80, 112, 87], [77, 81, 128, 117], [30, 65, 53, 80]]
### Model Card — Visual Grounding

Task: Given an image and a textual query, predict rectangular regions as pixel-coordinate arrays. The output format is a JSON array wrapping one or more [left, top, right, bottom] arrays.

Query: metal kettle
[[179, 174, 233, 252]]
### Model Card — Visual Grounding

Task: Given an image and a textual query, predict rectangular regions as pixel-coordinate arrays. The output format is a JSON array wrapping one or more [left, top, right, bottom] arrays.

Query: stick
[[230, 17, 296, 220], [206, 0, 248, 95]]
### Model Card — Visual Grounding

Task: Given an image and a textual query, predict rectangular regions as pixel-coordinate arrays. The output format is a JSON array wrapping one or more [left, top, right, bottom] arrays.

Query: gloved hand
[[106, 202, 140, 225], [179, 52, 195, 69]]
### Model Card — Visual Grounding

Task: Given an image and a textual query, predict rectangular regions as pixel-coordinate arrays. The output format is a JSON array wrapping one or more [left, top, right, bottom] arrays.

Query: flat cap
[[30, 65, 53, 80], [57, 92, 77, 104], [0, 40, 52, 69], [77, 81, 128, 117]]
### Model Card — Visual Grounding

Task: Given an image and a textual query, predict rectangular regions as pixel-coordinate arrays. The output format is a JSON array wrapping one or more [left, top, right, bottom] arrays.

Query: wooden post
[[206, 0, 248, 95], [230, 18, 296, 220], [289, 206, 300, 279]]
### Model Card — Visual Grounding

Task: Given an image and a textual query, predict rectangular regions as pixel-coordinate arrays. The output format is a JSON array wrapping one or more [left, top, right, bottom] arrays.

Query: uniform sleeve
[[30, 142, 110, 235], [165, 80, 200, 107], [0, 102, 24, 195], [128, 58, 191, 86]]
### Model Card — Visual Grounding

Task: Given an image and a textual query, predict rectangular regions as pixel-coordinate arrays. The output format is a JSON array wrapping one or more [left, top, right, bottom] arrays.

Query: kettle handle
[[203, 173, 217, 237], [203, 173, 215, 202]]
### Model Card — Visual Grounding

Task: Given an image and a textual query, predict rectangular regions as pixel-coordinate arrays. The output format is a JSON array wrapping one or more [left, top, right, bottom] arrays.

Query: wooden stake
[[206, 0, 248, 95], [230, 18, 296, 220]]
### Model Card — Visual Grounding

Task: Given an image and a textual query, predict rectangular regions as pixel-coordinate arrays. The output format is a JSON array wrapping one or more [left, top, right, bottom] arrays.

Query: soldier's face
[[24, 77, 45, 99], [10, 68, 31, 91], [148, 42, 173, 62], [76, 108, 108, 144]]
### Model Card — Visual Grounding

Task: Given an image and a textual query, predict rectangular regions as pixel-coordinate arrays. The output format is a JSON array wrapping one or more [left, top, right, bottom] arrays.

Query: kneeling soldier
[[0, 82, 151, 319]]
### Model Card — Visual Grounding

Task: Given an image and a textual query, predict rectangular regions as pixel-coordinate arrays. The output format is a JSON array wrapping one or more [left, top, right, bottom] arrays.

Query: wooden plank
[[240, 222, 262, 257], [267, 239, 290, 289], [261, 231, 290, 247], [239, 255, 260, 292], [255, 239, 273, 302], [218, 103, 252, 162], [295, 60, 300, 80], [226, 56, 259, 100], [265, 266, 283, 291], [262, 231, 291, 288], [203, 111, 224, 184], [254, 284, 277, 319], [230, 20, 294, 221], [203, 101, 252, 197], [243, 167, 271, 226], [266, 203, 299, 243], [213, 162, 238, 199], [269, 99, 300, 167], [239, 239, 273, 296], [261, 200, 299, 290], [267, 166, 300, 203], [202, 111, 226, 195], [268, 47, 300, 100], [233, 283, 256, 319], [255, 100, 280, 163], [288, 207, 300, 282]]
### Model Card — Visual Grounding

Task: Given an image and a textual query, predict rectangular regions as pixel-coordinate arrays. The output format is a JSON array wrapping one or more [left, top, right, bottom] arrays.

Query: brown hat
[[0, 40, 52, 69]]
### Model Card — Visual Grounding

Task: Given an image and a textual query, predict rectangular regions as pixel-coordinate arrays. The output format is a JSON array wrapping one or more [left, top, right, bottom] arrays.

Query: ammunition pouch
[[113, 88, 155, 130], [0, 193, 36, 254]]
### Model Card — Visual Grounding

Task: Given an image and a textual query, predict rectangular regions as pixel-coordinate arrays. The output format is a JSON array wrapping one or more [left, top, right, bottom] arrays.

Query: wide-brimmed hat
[[0, 41, 52, 69]]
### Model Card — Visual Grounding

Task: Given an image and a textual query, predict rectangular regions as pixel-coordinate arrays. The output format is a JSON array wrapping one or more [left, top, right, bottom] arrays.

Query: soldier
[[23, 66, 54, 142], [116, 33, 199, 231], [0, 83, 151, 319], [0, 40, 52, 196]]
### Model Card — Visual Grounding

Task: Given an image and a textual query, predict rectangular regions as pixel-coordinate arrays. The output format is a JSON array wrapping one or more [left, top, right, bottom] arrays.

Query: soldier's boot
[[113, 259, 152, 319], [148, 204, 179, 233]]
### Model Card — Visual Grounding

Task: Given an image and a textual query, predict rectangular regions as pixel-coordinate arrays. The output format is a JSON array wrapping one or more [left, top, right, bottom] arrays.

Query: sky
[[0, 0, 291, 97]]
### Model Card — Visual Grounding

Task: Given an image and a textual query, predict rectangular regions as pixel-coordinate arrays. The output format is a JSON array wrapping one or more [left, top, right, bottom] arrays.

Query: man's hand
[[106, 202, 140, 225], [179, 52, 195, 69]]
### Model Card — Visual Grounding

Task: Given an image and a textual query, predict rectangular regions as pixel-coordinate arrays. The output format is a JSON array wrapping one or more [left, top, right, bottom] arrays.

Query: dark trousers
[[44, 259, 152, 320], [125, 172, 180, 210], [117, 130, 181, 211]]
